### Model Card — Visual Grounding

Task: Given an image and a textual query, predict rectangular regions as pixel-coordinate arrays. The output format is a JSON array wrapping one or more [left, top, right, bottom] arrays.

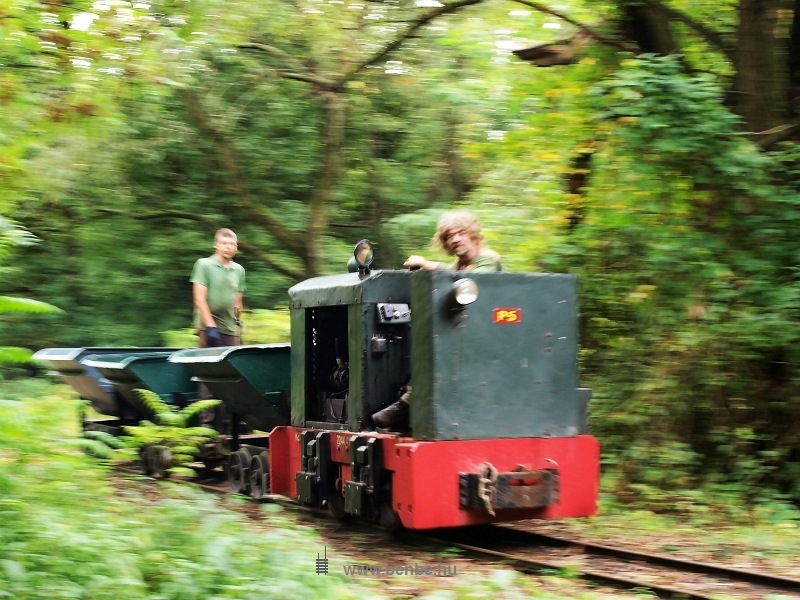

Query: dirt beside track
[[519, 519, 799, 581], [110, 468, 799, 599]]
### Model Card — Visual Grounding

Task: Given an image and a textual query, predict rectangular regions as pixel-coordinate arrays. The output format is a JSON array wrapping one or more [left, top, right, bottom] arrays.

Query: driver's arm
[[403, 255, 444, 270]]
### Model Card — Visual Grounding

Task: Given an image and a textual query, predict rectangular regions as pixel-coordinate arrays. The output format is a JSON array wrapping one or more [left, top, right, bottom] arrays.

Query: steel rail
[[425, 525, 800, 600], [115, 465, 799, 599], [502, 525, 800, 590]]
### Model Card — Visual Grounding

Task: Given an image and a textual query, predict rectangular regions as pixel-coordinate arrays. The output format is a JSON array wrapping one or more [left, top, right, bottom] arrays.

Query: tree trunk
[[306, 90, 347, 278], [787, 0, 800, 112], [619, 3, 677, 54], [733, 0, 784, 133]]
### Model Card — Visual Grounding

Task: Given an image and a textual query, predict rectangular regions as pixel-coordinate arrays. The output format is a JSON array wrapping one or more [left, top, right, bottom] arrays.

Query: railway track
[[425, 524, 800, 599], [117, 464, 800, 599]]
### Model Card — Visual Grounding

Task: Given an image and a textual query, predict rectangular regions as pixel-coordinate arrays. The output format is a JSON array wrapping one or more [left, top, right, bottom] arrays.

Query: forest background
[[2, 0, 800, 513]]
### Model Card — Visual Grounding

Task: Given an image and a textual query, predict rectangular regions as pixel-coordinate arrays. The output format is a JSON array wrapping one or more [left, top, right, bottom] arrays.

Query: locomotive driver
[[402, 209, 502, 273], [372, 210, 502, 431]]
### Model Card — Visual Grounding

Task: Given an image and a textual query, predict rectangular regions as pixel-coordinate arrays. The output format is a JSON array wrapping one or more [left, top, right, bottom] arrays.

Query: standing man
[[191, 228, 245, 348], [403, 209, 502, 273]]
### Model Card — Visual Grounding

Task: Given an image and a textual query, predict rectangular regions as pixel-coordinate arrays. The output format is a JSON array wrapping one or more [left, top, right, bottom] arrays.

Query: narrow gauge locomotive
[[40, 241, 600, 530], [177, 241, 598, 530]]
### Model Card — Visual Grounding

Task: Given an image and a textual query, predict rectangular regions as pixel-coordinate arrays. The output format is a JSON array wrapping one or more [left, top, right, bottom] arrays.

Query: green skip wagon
[[82, 350, 198, 420], [169, 344, 291, 433], [33, 347, 179, 432]]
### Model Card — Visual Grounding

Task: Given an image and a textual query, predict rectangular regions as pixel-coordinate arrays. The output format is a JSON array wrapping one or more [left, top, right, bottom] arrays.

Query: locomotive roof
[[288, 269, 412, 308]]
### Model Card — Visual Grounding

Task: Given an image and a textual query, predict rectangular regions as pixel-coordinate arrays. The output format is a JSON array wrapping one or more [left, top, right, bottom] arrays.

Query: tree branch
[[95, 208, 305, 280], [513, 32, 593, 66], [177, 86, 307, 258], [509, 0, 636, 52], [753, 119, 800, 148], [236, 42, 340, 89], [342, 0, 485, 80], [638, 0, 734, 61]]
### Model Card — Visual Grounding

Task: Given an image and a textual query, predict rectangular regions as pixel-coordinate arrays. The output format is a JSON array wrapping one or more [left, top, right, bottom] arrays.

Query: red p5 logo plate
[[492, 308, 522, 324]]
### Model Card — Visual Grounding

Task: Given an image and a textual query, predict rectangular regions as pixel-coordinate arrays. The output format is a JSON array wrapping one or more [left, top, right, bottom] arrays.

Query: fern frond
[[0, 217, 38, 249], [115, 446, 139, 460], [170, 452, 195, 465], [67, 438, 114, 459], [178, 399, 221, 423], [156, 411, 183, 427], [184, 426, 222, 439], [0, 347, 33, 364], [172, 444, 205, 457], [83, 430, 126, 449], [120, 396, 224, 473], [168, 466, 198, 478], [134, 389, 172, 417], [123, 424, 163, 446], [0, 296, 63, 314], [125, 420, 155, 431]]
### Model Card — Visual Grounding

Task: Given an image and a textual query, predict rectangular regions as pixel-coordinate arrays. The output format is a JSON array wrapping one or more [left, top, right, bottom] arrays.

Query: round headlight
[[452, 278, 479, 306]]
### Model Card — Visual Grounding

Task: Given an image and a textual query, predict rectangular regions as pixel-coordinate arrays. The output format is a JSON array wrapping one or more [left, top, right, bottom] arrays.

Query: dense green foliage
[[122, 389, 221, 475], [0, 380, 374, 599], [0, 217, 63, 368], [543, 54, 800, 505]]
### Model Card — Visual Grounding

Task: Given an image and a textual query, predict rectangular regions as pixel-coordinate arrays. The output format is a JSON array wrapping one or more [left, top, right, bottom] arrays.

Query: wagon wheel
[[328, 477, 346, 519], [379, 502, 402, 532], [139, 444, 154, 476], [249, 452, 270, 500], [226, 449, 251, 494], [201, 457, 223, 474], [150, 445, 172, 480]]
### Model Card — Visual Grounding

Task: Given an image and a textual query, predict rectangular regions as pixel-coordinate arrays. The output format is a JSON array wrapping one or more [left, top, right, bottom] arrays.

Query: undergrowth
[[122, 388, 221, 476], [2, 377, 629, 600]]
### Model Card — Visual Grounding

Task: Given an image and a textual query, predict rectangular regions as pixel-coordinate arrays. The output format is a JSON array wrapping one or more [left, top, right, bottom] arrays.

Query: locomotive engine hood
[[287, 266, 589, 441]]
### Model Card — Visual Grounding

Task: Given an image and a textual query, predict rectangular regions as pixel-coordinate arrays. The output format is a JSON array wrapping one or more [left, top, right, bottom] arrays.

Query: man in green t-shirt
[[402, 209, 502, 273], [190, 228, 246, 348], [373, 211, 502, 431]]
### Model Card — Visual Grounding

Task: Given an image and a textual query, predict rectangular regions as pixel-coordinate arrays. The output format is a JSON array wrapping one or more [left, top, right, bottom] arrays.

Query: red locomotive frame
[[266, 427, 599, 530]]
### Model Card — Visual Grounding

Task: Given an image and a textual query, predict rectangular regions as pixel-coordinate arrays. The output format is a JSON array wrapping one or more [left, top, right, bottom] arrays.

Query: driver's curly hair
[[432, 210, 484, 254]]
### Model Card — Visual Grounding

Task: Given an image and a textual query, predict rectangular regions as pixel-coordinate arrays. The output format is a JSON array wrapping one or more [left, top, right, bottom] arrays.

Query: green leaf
[[0, 347, 33, 364], [0, 296, 62, 314]]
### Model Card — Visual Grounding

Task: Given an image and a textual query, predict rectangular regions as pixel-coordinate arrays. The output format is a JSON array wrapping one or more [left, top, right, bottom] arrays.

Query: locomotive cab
[[288, 242, 413, 432]]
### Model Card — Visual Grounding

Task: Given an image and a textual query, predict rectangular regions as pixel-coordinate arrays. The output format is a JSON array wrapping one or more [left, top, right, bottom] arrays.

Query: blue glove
[[205, 326, 221, 347]]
